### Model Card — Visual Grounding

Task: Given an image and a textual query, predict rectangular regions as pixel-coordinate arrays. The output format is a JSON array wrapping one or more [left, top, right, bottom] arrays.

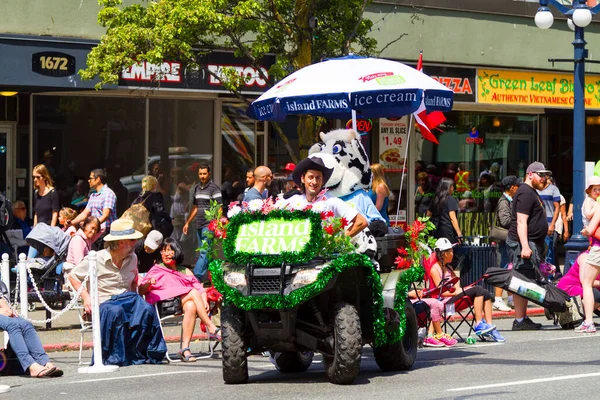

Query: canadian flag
[[414, 51, 446, 144]]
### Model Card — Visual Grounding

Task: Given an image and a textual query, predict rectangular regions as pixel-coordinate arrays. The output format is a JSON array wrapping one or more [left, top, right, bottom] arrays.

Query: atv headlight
[[291, 269, 320, 288], [224, 271, 247, 288]]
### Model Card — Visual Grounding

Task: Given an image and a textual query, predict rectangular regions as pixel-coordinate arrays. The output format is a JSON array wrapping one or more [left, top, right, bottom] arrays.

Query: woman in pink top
[[64, 216, 100, 276], [557, 252, 600, 306], [139, 238, 220, 362]]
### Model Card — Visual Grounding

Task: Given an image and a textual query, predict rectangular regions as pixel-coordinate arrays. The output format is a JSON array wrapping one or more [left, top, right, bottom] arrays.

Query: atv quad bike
[[209, 209, 421, 385]]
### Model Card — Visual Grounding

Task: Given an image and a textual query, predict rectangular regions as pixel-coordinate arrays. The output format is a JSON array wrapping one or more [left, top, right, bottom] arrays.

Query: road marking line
[[67, 370, 207, 384], [546, 334, 600, 341], [448, 372, 600, 392]]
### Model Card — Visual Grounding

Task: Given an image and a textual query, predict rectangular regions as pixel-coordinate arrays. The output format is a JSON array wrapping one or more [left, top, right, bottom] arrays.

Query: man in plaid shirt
[[67, 168, 117, 239], [183, 164, 222, 282]]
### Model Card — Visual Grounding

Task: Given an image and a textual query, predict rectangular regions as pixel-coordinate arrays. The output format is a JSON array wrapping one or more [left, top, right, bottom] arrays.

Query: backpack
[[553, 295, 584, 329], [0, 192, 13, 230]]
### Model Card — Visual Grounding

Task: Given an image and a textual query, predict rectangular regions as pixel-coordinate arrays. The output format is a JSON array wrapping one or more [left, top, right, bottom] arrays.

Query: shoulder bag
[[489, 199, 508, 242]]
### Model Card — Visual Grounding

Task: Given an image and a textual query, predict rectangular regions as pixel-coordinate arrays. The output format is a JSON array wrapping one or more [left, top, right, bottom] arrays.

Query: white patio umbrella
[[247, 55, 454, 124]]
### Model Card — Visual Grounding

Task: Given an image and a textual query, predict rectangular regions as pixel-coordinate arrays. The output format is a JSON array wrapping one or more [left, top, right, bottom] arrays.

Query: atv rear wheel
[[272, 351, 314, 373], [323, 302, 362, 384], [221, 306, 248, 384], [374, 302, 418, 371]]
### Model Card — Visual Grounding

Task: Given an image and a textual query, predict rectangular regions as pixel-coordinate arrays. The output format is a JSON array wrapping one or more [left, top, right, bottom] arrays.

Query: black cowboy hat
[[292, 157, 334, 188]]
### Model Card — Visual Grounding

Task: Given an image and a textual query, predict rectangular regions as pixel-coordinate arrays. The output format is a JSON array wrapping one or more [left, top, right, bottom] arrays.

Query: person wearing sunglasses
[[506, 161, 550, 331], [32, 164, 59, 227], [67, 169, 117, 244]]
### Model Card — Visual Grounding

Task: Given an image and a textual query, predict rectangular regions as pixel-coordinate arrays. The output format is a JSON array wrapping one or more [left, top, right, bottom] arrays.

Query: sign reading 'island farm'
[[235, 219, 312, 254], [477, 69, 600, 109]]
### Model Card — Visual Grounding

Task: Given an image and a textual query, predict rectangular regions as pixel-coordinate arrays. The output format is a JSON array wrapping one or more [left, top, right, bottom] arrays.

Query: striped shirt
[[537, 184, 561, 223], [86, 185, 117, 230], [193, 180, 222, 228]]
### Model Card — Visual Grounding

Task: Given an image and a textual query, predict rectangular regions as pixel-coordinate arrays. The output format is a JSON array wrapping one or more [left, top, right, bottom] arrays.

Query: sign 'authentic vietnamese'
[[478, 68, 600, 109], [235, 219, 312, 254]]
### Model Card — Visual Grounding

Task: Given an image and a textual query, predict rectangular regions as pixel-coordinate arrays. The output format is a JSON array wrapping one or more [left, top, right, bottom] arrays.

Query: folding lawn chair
[[423, 253, 477, 342], [154, 286, 223, 363]]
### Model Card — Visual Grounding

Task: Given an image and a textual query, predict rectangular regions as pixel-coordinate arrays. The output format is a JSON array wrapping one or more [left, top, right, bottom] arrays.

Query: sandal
[[177, 348, 197, 363], [46, 368, 64, 377], [33, 367, 56, 378], [208, 328, 222, 341]]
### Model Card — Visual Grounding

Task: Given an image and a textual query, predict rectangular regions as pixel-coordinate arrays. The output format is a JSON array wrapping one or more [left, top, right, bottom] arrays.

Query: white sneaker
[[493, 299, 512, 312]]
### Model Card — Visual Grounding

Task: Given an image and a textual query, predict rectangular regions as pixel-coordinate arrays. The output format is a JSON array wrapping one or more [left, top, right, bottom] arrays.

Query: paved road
[[2, 315, 598, 399]]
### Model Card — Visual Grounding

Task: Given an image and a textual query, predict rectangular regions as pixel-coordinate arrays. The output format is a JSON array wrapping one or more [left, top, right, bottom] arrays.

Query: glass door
[[0, 124, 15, 200]]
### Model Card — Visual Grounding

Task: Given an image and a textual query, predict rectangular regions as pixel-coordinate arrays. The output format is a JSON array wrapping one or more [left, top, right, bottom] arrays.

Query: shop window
[[415, 111, 537, 236], [148, 98, 214, 212], [0, 95, 17, 121], [267, 116, 300, 171], [34, 95, 145, 216], [221, 103, 257, 207]]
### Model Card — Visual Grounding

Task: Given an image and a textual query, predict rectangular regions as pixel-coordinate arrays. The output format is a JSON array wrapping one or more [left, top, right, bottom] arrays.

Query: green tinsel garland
[[223, 209, 323, 267], [390, 265, 425, 345], [209, 253, 424, 348]]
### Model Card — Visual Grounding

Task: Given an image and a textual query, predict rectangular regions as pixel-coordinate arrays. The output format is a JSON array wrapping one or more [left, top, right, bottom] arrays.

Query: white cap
[[144, 230, 163, 251], [434, 238, 455, 252]]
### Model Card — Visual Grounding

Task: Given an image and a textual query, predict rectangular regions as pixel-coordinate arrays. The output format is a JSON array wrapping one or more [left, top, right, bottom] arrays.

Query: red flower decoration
[[324, 225, 335, 235], [412, 220, 426, 234], [394, 256, 411, 269], [410, 241, 418, 253], [397, 247, 408, 257], [208, 219, 218, 232], [340, 217, 348, 228], [320, 211, 334, 220]]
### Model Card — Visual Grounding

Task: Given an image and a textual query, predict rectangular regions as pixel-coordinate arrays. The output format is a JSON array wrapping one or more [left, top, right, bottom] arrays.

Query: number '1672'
[[39, 56, 68, 70]]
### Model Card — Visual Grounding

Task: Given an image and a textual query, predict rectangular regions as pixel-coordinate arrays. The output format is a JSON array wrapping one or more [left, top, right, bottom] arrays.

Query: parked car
[[119, 148, 212, 194]]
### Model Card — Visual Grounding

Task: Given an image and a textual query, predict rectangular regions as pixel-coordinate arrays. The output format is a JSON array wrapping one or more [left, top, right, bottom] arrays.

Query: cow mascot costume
[[308, 128, 388, 259]]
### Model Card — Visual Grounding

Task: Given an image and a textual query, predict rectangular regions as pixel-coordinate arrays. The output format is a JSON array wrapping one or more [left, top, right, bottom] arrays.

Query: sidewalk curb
[[42, 308, 547, 352], [42, 332, 209, 353]]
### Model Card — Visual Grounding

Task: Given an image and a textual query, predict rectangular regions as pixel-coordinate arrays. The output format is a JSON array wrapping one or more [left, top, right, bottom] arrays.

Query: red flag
[[414, 51, 445, 144]]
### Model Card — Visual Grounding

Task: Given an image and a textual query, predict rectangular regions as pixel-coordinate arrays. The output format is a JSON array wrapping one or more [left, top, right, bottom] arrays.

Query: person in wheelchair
[[429, 238, 505, 342], [138, 237, 221, 363]]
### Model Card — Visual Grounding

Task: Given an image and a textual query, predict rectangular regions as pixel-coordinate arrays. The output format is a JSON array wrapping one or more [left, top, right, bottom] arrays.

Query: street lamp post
[[535, 0, 600, 270]]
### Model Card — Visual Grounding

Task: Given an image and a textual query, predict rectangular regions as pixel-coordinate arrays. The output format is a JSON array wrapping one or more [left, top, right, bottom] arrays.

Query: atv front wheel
[[373, 302, 418, 371], [323, 302, 362, 384], [221, 306, 248, 384], [272, 351, 314, 373]]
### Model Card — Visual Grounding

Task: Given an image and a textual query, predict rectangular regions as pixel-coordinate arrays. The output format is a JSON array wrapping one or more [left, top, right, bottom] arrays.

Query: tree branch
[[343, 0, 369, 54], [377, 33, 408, 56]]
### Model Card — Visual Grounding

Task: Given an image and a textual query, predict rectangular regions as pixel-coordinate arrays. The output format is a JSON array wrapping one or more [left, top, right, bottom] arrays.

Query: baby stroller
[[24, 223, 71, 309]]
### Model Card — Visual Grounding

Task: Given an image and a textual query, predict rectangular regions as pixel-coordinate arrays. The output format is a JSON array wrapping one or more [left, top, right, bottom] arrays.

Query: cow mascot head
[[308, 128, 378, 259], [308, 129, 372, 198]]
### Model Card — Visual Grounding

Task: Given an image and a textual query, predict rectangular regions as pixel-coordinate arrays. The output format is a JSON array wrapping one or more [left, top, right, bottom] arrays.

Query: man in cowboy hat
[[69, 218, 166, 366], [285, 156, 368, 238]]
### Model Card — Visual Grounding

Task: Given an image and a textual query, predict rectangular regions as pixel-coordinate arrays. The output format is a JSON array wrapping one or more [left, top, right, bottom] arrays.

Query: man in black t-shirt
[[506, 161, 550, 331]]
